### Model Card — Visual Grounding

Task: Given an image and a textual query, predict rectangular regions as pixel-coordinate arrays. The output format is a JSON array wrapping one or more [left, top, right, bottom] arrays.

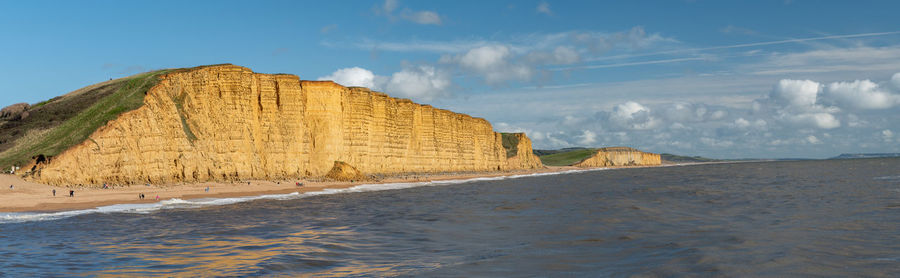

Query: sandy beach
[[0, 166, 592, 213]]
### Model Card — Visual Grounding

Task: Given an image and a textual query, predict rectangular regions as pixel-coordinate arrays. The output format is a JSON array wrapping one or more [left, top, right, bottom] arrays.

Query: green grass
[[500, 133, 520, 158], [174, 93, 197, 142], [538, 148, 598, 166], [660, 153, 719, 163], [0, 70, 169, 169]]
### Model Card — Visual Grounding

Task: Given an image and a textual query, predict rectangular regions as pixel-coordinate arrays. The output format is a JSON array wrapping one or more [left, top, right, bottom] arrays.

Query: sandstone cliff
[[573, 147, 661, 167], [32, 65, 543, 186]]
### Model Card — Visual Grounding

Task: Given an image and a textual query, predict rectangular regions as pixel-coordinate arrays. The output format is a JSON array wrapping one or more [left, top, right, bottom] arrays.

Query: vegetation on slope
[[500, 133, 520, 158], [538, 148, 598, 166], [659, 153, 719, 163], [0, 70, 170, 169]]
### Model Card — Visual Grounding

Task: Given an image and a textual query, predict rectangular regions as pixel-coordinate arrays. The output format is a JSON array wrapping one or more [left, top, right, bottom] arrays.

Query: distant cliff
[[572, 147, 661, 167], [18, 65, 542, 186]]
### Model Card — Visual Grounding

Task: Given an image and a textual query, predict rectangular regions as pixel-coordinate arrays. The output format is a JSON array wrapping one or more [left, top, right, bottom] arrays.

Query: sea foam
[[0, 168, 607, 224]]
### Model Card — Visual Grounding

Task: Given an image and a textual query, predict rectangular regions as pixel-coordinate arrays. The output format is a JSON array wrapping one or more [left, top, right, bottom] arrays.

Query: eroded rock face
[[573, 147, 661, 167], [503, 133, 543, 169], [34, 65, 543, 186]]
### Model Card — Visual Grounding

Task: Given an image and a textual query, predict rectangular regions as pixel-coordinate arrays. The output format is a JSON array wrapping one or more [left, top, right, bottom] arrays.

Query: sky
[[1, 0, 899, 159]]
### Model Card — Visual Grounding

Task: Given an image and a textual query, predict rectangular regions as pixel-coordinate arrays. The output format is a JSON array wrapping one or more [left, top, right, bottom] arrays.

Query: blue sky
[[1, 0, 899, 159]]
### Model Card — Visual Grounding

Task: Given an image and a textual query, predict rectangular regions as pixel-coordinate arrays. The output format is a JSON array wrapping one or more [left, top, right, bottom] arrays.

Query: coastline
[[0, 166, 586, 214], [0, 162, 727, 215]]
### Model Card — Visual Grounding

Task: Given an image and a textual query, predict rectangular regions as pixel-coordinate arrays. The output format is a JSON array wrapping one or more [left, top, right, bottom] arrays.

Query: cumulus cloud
[[763, 79, 841, 129], [734, 118, 767, 130], [318, 67, 379, 89], [536, 1, 552, 15], [610, 101, 661, 130], [771, 79, 821, 110], [784, 112, 841, 129], [441, 45, 533, 85], [577, 130, 597, 146], [319, 65, 450, 101], [806, 135, 822, 145], [384, 65, 451, 101], [825, 79, 900, 110]]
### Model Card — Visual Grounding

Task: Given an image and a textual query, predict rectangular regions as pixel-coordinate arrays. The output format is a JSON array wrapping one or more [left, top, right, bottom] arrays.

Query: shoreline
[[1, 166, 585, 213], [0, 162, 723, 214]]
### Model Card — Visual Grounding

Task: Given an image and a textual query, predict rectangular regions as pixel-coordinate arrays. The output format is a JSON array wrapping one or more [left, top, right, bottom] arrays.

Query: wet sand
[[0, 166, 591, 213]]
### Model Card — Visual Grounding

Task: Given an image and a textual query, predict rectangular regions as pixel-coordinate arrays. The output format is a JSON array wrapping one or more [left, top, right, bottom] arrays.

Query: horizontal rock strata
[[573, 147, 661, 167], [33, 65, 543, 186]]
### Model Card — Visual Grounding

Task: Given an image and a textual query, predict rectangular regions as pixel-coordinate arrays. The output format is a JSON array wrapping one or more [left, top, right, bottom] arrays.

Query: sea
[[1, 158, 899, 277]]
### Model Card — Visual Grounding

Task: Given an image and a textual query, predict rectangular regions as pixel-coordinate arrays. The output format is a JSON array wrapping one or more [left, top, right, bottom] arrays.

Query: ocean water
[[1, 158, 899, 277]]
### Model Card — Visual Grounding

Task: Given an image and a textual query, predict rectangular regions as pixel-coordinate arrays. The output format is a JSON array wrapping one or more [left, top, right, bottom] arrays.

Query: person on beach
[[8, 185, 12, 189], [155, 195, 159, 201], [205, 186, 209, 192], [69, 190, 74, 197], [52, 189, 56, 196]]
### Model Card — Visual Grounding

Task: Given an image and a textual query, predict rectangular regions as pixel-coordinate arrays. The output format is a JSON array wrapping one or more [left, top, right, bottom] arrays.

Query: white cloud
[[384, 65, 451, 101], [382, 0, 398, 13], [442, 45, 533, 84], [883, 129, 895, 142], [805, 135, 822, 145], [536, 1, 552, 15], [376, 0, 442, 25], [401, 10, 442, 25], [785, 112, 841, 129], [892, 73, 900, 90], [318, 67, 379, 89], [610, 101, 661, 130], [825, 79, 900, 110], [577, 130, 597, 146], [771, 79, 821, 110]]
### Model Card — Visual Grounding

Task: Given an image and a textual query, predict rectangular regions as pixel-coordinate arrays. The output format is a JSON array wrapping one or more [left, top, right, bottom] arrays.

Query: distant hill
[[660, 153, 720, 163], [830, 153, 900, 160], [532, 147, 591, 157], [536, 148, 598, 166]]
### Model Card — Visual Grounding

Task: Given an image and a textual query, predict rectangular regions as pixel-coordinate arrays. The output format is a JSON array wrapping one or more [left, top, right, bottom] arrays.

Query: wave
[[873, 175, 900, 181], [0, 168, 608, 224]]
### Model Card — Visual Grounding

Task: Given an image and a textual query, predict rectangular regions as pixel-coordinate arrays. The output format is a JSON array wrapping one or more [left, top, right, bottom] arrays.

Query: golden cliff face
[[573, 147, 661, 167], [503, 133, 543, 169], [34, 65, 542, 186]]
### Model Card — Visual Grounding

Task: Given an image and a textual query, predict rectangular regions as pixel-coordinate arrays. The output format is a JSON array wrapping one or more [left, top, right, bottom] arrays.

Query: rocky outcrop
[[1, 103, 30, 120], [32, 65, 543, 186], [502, 133, 543, 169], [573, 147, 661, 167], [325, 161, 367, 181]]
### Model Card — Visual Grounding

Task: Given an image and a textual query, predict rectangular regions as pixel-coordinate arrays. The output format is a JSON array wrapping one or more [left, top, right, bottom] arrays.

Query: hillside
[[538, 148, 598, 166], [0, 70, 170, 170], [4, 64, 543, 186]]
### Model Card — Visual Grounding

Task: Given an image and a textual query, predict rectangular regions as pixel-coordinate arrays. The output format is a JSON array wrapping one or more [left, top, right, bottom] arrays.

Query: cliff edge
[[16, 64, 543, 186], [572, 147, 661, 167]]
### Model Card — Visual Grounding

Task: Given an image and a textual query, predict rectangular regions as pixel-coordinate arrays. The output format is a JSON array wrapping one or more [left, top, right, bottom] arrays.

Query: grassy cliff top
[[538, 148, 598, 166], [0, 70, 170, 169]]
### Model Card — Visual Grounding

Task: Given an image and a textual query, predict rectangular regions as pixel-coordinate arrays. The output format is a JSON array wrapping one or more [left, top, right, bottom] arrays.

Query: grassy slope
[[538, 148, 598, 166], [0, 70, 169, 169], [500, 133, 520, 158], [659, 153, 719, 163]]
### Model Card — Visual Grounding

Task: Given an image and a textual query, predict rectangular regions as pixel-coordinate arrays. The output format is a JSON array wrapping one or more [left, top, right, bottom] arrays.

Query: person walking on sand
[[69, 190, 74, 197], [52, 189, 56, 196], [205, 186, 209, 192]]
